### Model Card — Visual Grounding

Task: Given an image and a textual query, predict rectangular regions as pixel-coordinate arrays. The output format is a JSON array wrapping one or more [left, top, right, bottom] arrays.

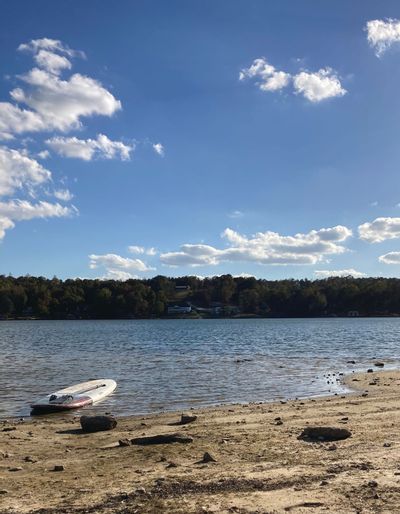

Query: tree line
[[0, 274, 399, 319]]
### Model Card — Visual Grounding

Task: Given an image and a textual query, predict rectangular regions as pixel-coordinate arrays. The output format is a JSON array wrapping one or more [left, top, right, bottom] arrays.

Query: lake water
[[0, 318, 399, 419]]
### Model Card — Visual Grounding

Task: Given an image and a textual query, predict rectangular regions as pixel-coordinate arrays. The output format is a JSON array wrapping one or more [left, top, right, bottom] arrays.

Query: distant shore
[[2, 369, 400, 513]]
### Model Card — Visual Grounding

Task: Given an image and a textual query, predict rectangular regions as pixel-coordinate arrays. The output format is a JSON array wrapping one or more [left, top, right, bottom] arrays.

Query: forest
[[0, 274, 399, 319]]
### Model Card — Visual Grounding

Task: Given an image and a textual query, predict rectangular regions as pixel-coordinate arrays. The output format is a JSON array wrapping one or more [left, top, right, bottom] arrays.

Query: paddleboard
[[30, 379, 117, 413]]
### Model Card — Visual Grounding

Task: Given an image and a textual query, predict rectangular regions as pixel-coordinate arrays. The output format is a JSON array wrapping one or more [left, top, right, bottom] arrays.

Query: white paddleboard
[[31, 379, 117, 413]]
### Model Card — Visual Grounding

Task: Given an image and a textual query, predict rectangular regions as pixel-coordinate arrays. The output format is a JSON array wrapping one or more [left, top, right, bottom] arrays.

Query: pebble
[[24, 456, 38, 463], [53, 465, 64, 472], [9, 467, 23, 472], [0, 490, 8, 494], [368, 480, 378, 488], [383, 442, 392, 448]]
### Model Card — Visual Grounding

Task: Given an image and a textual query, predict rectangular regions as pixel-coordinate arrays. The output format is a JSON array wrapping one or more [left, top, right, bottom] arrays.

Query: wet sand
[[2, 369, 400, 513]]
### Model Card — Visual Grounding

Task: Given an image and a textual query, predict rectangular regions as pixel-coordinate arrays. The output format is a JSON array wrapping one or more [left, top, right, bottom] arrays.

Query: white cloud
[[10, 68, 121, 134], [293, 68, 346, 102], [314, 269, 366, 278], [100, 269, 138, 281], [37, 150, 50, 159], [366, 19, 400, 56], [0, 146, 51, 196], [152, 143, 164, 157], [240, 58, 346, 103], [18, 38, 85, 75], [228, 210, 244, 219], [160, 225, 352, 268], [239, 58, 291, 92], [379, 252, 400, 264], [128, 245, 157, 256], [0, 199, 76, 240], [358, 217, 400, 243], [89, 253, 155, 273], [0, 39, 120, 139], [53, 189, 73, 202], [46, 134, 133, 161]]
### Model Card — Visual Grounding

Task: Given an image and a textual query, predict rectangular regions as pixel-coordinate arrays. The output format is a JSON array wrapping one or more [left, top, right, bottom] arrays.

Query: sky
[[2, 1, 400, 281]]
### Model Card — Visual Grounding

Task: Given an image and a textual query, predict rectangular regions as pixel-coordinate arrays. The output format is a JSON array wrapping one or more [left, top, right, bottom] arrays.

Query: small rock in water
[[347, 360, 356, 364], [374, 362, 385, 368], [367, 369, 374, 373]]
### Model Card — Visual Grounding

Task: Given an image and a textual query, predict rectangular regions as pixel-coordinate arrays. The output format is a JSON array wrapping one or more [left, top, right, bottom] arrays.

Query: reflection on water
[[0, 318, 399, 418]]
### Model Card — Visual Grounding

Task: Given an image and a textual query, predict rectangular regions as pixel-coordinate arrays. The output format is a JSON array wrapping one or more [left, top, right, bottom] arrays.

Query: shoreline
[[2, 369, 400, 513]]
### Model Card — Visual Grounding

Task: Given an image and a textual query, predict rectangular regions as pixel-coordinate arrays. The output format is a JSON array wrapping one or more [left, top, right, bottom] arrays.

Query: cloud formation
[[89, 253, 155, 279], [128, 245, 157, 256], [239, 58, 346, 102], [358, 217, 400, 243], [239, 58, 291, 92], [152, 143, 164, 157], [46, 134, 133, 161], [0, 38, 120, 139], [160, 225, 352, 268], [379, 252, 400, 264], [0, 38, 130, 241], [314, 269, 366, 278], [0, 146, 51, 196], [0, 199, 76, 239], [292, 68, 346, 102], [366, 18, 400, 56]]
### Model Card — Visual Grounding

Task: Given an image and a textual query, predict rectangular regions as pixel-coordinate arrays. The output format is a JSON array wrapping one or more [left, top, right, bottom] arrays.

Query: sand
[[1, 369, 400, 513]]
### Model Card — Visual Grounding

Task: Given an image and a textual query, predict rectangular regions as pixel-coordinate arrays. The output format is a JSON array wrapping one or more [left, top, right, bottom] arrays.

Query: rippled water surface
[[1, 318, 399, 418]]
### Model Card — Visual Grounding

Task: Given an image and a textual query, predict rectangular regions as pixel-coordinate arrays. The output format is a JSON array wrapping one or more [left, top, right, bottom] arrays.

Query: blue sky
[[2, 1, 400, 280]]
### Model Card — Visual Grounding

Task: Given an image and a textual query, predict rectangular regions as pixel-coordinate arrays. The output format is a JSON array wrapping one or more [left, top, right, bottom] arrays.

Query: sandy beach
[[1, 369, 400, 513]]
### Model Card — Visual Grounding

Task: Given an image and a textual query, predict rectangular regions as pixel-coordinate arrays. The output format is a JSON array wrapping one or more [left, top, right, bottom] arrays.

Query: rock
[[298, 427, 351, 442], [327, 444, 337, 451], [130, 433, 193, 445], [367, 369, 373, 373], [362, 393, 368, 397], [347, 360, 356, 364], [2, 427, 16, 432], [118, 439, 131, 447], [80, 415, 117, 433], [8, 467, 23, 471], [53, 465, 64, 472], [276, 420, 283, 426], [383, 442, 392, 448], [368, 480, 378, 488], [374, 362, 385, 367], [166, 462, 178, 468], [320, 480, 328, 486], [179, 413, 197, 425], [199, 452, 216, 463], [24, 456, 38, 463], [0, 490, 8, 494]]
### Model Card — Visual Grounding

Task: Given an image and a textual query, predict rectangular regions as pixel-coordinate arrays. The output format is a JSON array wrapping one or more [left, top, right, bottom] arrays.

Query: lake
[[0, 318, 399, 419]]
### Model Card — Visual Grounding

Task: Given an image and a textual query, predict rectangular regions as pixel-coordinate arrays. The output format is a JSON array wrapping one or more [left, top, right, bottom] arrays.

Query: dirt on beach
[[2, 369, 400, 514]]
